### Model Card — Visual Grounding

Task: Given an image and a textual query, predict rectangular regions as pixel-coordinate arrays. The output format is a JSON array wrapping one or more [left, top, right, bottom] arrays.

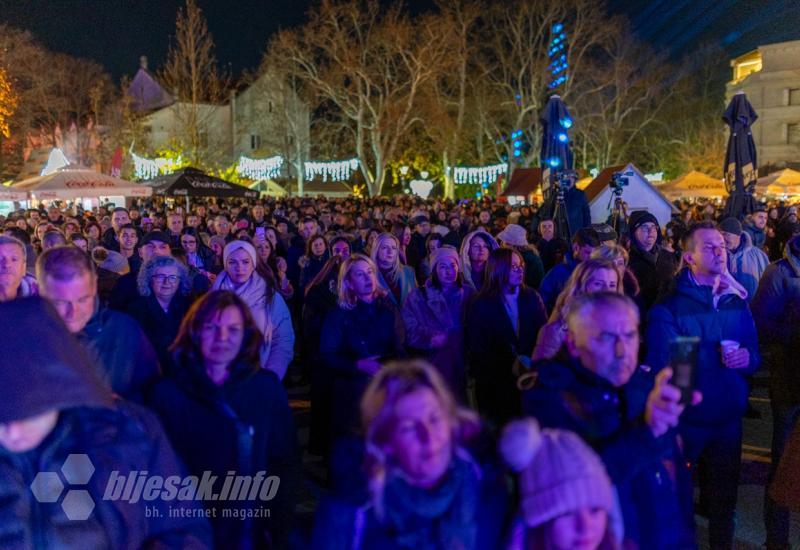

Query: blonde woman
[[312, 360, 509, 549], [319, 254, 405, 440], [370, 232, 418, 308], [591, 243, 641, 299], [531, 259, 622, 362]]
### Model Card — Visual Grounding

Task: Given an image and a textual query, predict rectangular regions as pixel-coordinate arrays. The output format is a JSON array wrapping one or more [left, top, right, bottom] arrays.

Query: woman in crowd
[[402, 245, 474, 399], [127, 255, 192, 370], [299, 234, 330, 292], [83, 221, 102, 249], [531, 258, 622, 362], [211, 240, 295, 380], [147, 290, 299, 549], [496, 223, 546, 290], [591, 244, 641, 299], [391, 221, 412, 265], [370, 232, 417, 308], [466, 247, 547, 428], [254, 235, 293, 300], [319, 254, 404, 440], [180, 227, 216, 273], [208, 235, 226, 274], [312, 360, 508, 549], [417, 232, 444, 283], [460, 229, 499, 292], [501, 418, 620, 550]]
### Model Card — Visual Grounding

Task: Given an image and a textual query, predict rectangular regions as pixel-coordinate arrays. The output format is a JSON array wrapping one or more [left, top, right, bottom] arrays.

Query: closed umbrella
[[722, 92, 758, 219], [539, 95, 575, 240]]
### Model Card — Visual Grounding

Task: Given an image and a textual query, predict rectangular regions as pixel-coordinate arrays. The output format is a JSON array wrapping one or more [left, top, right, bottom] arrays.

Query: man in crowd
[[752, 234, 800, 550], [534, 217, 568, 273], [524, 292, 696, 548], [744, 206, 768, 251], [719, 217, 769, 301], [212, 214, 232, 241], [100, 207, 132, 252], [539, 227, 600, 312], [627, 210, 679, 315], [117, 223, 139, 265], [0, 235, 37, 302], [108, 231, 172, 311], [166, 212, 184, 249], [406, 214, 431, 271], [647, 221, 760, 549], [0, 296, 212, 547], [37, 246, 160, 401]]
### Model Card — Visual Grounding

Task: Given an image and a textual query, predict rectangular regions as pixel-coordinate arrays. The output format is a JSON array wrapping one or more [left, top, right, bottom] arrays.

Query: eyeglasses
[[152, 274, 179, 284]]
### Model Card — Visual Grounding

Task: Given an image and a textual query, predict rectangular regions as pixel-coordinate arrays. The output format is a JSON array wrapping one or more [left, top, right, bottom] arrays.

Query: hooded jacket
[[0, 297, 211, 549], [459, 230, 499, 291], [627, 214, 679, 314], [646, 268, 760, 425], [727, 230, 769, 301]]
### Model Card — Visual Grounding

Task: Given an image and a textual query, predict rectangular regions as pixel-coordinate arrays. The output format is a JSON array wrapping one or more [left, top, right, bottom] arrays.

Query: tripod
[[552, 182, 572, 242], [606, 188, 626, 237]]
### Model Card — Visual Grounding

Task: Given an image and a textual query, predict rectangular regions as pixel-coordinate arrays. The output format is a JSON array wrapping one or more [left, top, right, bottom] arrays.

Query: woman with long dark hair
[[147, 290, 299, 549]]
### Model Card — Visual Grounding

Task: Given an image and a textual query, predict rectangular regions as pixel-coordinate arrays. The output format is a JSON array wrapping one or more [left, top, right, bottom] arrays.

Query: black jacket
[[523, 359, 695, 549], [148, 360, 300, 549], [77, 302, 161, 402], [628, 243, 678, 314], [126, 293, 191, 371], [319, 297, 405, 437]]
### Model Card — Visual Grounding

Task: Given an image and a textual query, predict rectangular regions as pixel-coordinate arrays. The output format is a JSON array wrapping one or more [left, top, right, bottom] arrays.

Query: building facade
[[727, 40, 800, 171]]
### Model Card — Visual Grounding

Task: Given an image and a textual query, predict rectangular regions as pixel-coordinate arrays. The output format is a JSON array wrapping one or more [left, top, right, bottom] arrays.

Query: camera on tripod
[[610, 170, 634, 194]]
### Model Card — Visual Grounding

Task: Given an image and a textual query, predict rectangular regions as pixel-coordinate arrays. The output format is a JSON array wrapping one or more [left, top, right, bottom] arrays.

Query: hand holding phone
[[669, 336, 699, 405]]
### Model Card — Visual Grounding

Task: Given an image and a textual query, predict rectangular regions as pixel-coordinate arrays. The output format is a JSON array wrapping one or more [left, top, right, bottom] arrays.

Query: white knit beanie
[[223, 240, 257, 266]]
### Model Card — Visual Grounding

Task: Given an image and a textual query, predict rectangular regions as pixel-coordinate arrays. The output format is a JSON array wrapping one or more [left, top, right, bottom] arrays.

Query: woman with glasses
[[466, 247, 547, 428], [180, 227, 216, 274], [127, 255, 192, 370]]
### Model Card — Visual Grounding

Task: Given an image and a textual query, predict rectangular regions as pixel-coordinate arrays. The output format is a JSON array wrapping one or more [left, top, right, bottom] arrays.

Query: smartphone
[[669, 336, 699, 405], [255, 226, 266, 240]]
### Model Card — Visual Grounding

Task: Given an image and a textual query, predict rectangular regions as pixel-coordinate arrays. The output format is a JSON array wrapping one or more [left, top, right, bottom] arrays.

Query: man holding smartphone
[[647, 220, 760, 549], [524, 292, 698, 549]]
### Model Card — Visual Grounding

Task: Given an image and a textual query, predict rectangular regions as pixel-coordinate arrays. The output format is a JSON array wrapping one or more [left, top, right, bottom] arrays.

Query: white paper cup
[[720, 339, 740, 357]]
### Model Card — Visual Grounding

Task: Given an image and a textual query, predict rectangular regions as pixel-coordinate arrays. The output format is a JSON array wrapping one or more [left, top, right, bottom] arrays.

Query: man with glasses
[[627, 211, 678, 315], [646, 221, 760, 549]]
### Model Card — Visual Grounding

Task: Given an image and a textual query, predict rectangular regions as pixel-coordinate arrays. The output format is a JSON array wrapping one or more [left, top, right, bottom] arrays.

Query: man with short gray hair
[[0, 235, 37, 302]]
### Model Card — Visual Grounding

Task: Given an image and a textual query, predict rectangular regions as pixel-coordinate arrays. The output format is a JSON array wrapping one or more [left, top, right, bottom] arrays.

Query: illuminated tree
[[0, 67, 17, 139]]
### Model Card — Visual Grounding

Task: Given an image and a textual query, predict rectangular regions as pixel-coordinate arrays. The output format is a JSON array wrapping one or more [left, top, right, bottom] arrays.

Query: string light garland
[[304, 158, 359, 182], [131, 151, 183, 180], [236, 155, 283, 180], [548, 23, 569, 89], [452, 163, 508, 185]]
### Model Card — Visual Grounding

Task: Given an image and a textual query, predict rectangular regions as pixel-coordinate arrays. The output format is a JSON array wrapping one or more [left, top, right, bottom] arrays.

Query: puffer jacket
[[646, 268, 760, 425]]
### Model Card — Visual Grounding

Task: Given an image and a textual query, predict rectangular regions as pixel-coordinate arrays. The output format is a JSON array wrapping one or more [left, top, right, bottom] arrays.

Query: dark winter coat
[[628, 242, 679, 314], [77, 301, 161, 402], [646, 268, 760, 426], [538, 258, 578, 313], [319, 297, 405, 437], [519, 248, 545, 290], [535, 236, 569, 274], [466, 288, 547, 427], [523, 359, 695, 549], [126, 293, 191, 372], [751, 254, 800, 405], [147, 359, 300, 549], [299, 253, 330, 292]]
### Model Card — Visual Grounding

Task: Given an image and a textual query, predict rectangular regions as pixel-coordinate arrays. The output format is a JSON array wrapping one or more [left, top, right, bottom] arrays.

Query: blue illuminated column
[[548, 23, 568, 89]]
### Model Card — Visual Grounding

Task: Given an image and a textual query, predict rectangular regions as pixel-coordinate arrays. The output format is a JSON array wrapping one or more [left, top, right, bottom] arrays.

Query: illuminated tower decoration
[[548, 23, 568, 89]]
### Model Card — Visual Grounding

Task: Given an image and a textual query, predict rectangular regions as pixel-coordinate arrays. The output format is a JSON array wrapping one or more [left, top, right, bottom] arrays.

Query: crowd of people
[[0, 191, 798, 549]]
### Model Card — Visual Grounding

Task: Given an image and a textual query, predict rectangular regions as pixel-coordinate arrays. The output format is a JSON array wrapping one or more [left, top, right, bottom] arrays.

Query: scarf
[[212, 272, 268, 333], [380, 456, 479, 550]]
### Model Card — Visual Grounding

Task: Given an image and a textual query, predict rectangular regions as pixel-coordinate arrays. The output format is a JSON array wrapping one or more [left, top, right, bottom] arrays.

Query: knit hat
[[430, 245, 460, 270], [500, 418, 614, 529], [91, 247, 129, 275], [140, 230, 171, 246], [223, 240, 257, 266], [591, 223, 618, 243], [496, 224, 529, 247], [718, 217, 743, 236], [628, 210, 659, 238]]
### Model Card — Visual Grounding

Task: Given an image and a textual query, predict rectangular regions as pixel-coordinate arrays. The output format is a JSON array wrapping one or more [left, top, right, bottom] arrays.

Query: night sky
[[0, 0, 798, 82]]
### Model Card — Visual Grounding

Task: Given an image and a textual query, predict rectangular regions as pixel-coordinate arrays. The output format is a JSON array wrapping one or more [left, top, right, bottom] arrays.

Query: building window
[[790, 89, 800, 106], [251, 134, 262, 150], [789, 124, 800, 145], [732, 50, 762, 83]]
